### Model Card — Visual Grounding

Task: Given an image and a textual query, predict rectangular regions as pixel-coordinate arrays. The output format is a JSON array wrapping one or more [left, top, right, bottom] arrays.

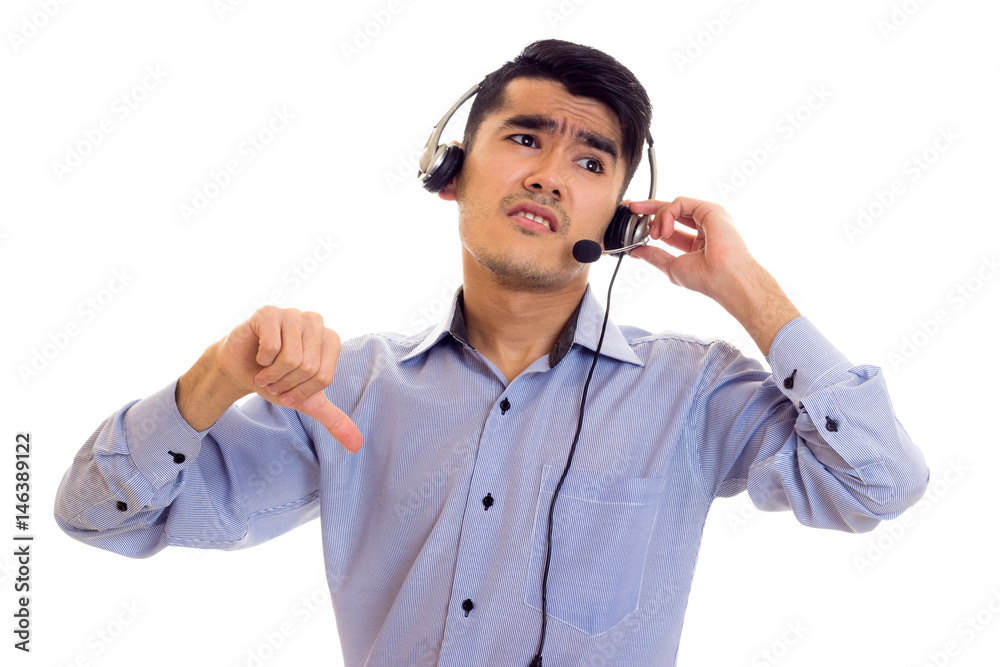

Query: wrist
[[720, 260, 801, 356], [176, 341, 250, 431]]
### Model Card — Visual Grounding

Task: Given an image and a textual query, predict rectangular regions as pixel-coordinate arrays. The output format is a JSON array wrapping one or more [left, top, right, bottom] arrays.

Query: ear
[[436, 140, 463, 202]]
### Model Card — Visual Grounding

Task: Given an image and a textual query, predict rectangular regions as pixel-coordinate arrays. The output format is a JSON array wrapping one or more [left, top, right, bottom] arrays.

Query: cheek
[[586, 198, 619, 228]]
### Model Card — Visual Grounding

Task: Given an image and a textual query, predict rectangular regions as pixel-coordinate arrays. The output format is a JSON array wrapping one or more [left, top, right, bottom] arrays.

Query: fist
[[217, 306, 362, 452]]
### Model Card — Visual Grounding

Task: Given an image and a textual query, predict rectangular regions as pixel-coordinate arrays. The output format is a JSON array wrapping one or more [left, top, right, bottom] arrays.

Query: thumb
[[295, 391, 364, 453], [629, 244, 678, 282]]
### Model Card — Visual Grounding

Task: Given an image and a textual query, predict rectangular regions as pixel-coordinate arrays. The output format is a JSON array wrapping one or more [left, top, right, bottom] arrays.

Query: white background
[[2, 1, 998, 665]]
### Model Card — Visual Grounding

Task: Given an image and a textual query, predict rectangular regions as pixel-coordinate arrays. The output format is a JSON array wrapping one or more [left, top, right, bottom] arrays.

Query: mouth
[[506, 202, 558, 233]]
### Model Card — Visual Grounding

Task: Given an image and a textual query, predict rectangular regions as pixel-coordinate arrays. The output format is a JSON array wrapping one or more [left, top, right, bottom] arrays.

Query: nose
[[523, 150, 564, 199]]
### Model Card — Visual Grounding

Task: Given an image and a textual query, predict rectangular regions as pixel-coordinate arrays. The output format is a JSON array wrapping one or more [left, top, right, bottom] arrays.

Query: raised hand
[[626, 196, 801, 356]]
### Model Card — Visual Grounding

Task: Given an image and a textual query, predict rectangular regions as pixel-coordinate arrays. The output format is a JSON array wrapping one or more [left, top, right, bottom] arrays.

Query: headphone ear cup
[[603, 205, 634, 251], [422, 145, 465, 193]]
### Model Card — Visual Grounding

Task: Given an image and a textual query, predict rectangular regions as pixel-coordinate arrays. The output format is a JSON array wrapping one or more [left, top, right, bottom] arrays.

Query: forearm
[[53, 383, 199, 558], [717, 259, 801, 356], [176, 340, 250, 432], [696, 316, 930, 532], [55, 379, 324, 556]]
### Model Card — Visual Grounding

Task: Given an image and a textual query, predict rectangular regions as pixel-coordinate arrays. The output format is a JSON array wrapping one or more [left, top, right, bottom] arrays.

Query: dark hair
[[462, 39, 652, 200]]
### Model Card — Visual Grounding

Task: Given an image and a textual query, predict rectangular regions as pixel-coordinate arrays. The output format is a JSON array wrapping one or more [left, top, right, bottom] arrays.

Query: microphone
[[572, 240, 603, 264], [573, 237, 651, 263]]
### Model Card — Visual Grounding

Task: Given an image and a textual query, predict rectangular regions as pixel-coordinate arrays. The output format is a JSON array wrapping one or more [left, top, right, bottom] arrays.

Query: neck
[[461, 252, 587, 383]]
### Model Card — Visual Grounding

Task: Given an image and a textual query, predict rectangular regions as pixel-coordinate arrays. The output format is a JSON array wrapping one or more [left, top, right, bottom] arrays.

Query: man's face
[[439, 77, 626, 292]]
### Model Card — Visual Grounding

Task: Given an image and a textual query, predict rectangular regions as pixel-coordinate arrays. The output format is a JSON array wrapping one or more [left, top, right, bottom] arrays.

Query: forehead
[[484, 77, 622, 150]]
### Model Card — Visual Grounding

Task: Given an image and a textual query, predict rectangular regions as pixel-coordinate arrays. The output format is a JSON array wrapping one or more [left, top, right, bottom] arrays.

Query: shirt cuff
[[122, 379, 205, 489], [764, 316, 854, 409]]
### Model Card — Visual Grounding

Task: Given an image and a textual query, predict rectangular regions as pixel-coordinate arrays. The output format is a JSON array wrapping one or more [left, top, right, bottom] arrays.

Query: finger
[[661, 226, 697, 254], [669, 214, 699, 230], [626, 199, 670, 215], [650, 213, 679, 242], [278, 327, 340, 408], [651, 212, 698, 241], [269, 313, 324, 396], [626, 200, 672, 240], [664, 196, 710, 218], [665, 197, 732, 231], [627, 199, 699, 242], [651, 217, 695, 241], [252, 307, 283, 370], [629, 245, 681, 285], [296, 391, 363, 453], [257, 309, 304, 389]]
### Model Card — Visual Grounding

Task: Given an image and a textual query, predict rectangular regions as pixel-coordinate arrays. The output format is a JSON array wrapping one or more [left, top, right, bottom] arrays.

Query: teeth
[[514, 210, 552, 230]]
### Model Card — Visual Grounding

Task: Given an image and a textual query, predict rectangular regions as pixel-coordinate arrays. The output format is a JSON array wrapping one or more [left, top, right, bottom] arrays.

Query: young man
[[55, 40, 929, 665]]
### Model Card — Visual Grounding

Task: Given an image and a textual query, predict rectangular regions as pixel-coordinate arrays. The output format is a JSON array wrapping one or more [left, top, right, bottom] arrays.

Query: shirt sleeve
[[53, 379, 322, 558], [687, 315, 930, 533]]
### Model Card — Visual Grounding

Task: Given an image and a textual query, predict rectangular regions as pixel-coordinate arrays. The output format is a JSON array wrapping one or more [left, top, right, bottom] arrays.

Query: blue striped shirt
[[54, 285, 930, 666]]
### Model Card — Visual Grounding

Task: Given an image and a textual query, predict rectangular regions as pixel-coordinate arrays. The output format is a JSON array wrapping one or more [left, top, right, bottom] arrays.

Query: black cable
[[530, 253, 626, 666]]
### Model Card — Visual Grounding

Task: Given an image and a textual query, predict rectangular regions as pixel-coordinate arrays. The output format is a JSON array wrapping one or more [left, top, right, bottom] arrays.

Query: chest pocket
[[524, 464, 665, 637]]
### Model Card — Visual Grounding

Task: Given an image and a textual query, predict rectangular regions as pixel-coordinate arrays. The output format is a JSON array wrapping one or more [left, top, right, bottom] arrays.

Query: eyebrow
[[497, 113, 619, 167]]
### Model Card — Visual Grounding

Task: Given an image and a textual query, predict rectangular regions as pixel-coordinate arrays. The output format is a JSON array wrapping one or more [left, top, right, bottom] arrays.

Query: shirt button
[[168, 450, 186, 464], [783, 369, 797, 390], [482, 493, 494, 510], [462, 599, 474, 617], [825, 417, 839, 432], [499, 398, 511, 415], [116, 501, 128, 512]]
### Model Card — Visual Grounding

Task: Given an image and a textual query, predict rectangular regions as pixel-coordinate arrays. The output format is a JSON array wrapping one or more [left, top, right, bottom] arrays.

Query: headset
[[416, 80, 657, 666], [417, 81, 658, 259]]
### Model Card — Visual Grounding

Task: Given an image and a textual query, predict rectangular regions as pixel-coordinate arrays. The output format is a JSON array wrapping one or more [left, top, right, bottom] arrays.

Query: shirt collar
[[401, 285, 643, 368]]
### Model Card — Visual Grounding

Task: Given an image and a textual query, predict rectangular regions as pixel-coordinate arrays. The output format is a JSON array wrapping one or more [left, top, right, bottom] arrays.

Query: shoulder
[[616, 322, 758, 382], [339, 327, 433, 362], [324, 327, 437, 405], [620, 323, 740, 357]]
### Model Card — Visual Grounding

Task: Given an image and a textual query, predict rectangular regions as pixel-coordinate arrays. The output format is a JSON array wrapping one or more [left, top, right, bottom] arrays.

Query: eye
[[508, 134, 604, 174], [576, 157, 605, 174], [509, 134, 539, 148]]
